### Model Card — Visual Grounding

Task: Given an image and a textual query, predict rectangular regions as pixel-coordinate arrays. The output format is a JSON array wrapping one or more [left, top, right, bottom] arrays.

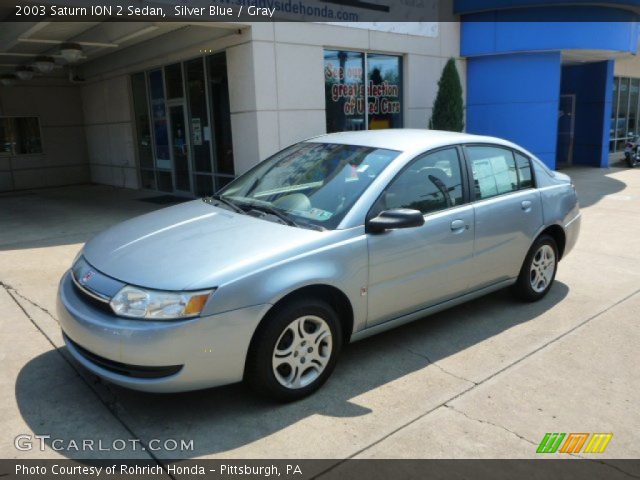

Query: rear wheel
[[513, 234, 558, 302], [245, 298, 342, 401]]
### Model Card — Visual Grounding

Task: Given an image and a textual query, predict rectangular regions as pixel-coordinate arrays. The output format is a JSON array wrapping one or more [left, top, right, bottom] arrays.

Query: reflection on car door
[[464, 145, 543, 290], [366, 147, 475, 327]]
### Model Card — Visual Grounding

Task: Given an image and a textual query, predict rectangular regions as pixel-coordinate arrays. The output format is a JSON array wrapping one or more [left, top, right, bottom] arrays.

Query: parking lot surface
[[0, 168, 638, 463]]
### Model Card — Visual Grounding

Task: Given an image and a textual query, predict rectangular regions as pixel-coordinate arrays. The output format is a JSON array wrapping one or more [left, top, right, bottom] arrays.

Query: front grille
[[71, 279, 113, 314], [65, 334, 183, 379]]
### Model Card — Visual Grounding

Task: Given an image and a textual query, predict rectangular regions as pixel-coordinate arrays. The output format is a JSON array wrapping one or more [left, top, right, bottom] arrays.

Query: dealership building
[[1, 1, 639, 195]]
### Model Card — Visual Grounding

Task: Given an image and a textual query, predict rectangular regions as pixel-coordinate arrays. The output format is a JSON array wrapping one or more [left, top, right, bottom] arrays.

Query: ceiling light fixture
[[33, 56, 56, 74], [15, 66, 34, 81], [59, 43, 83, 63]]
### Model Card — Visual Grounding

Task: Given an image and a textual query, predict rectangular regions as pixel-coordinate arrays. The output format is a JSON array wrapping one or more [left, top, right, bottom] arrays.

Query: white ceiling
[[561, 49, 632, 65], [0, 8, 238, 83], [0, 19, 190, 78]]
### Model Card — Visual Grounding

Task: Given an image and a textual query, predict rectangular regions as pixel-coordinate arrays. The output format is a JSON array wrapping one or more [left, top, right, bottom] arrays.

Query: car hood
[[82, 200, 322, 290]]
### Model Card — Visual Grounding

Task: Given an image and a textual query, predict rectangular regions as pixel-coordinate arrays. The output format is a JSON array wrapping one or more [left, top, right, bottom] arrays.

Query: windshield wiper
[[205, 195, 246, 215], [208, 197, 325, 231], [295, 220, 326, 232], [248, 204, 326, 231], [245, 202, 300, 228]]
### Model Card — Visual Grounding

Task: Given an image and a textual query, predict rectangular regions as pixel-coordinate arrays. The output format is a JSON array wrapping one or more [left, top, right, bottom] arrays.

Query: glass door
[[133, 56, 235, 196], [168, 102, 192, 195], [148, 69, 173, 192], [207, 52, 235, 191], [186, 57, 215, 197], [556, 94, 575, 168]]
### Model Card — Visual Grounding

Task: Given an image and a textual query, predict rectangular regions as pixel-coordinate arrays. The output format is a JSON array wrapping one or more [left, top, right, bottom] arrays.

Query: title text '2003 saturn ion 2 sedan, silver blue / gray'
[[58, 130, 581, 401]]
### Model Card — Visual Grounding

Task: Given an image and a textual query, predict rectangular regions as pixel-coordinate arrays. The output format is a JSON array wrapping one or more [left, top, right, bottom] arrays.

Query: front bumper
[[57, 271, 270, 392]]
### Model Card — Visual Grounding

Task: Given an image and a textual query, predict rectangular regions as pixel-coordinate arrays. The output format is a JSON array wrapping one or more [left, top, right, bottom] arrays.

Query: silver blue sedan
[[57, 130, 581, 400]]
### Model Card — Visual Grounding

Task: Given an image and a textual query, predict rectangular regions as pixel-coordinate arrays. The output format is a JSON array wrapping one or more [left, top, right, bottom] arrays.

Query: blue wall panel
[[461, 15, 639, 57], [455, 0, 640, 14], [560, 60, 614, 167], [460, 2, 631, 168], [466, 52, 562, 168]]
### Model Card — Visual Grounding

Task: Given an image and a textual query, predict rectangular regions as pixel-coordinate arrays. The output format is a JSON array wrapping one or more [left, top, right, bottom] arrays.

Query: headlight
[[110, 286, 214, 320]]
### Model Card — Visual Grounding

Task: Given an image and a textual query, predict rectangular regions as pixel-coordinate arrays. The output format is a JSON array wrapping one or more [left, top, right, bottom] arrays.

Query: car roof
[[305, 129, 519, 154]]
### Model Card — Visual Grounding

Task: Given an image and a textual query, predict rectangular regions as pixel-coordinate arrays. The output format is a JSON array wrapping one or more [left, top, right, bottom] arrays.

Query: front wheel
[[513, 234, 558, 302], [244, 298, 342, 401]]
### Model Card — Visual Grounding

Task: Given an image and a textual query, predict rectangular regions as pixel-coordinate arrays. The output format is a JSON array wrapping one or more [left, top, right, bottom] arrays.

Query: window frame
[[366, 144, 470, 221], [130, 50, 235, 196], [461, 143, 537, 203], [129, 71, 156, 190], [323, 48, 405, 133], [366, 52, 404, 131], [0, 115, 44, 156], [512, 149, 536, 191], [610, 75, 640, 153]]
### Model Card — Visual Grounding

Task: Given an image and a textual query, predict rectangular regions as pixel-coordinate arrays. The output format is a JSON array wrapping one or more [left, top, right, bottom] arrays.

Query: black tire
[[512, 234, 558, 302], [625, 152, 633, 168], [244, 298, 342, 402]]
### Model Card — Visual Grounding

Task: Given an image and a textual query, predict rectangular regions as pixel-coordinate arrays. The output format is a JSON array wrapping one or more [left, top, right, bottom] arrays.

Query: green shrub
[[429, 58, 464, 132]]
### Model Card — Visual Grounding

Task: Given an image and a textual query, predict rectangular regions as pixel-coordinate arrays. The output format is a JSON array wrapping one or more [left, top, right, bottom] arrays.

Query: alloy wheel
[[529, 244, 556, 293], [271, 315, 333, 389]]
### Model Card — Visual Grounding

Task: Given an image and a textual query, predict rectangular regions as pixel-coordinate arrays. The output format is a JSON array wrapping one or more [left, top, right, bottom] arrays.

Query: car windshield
[[216, 142, 400, 230]]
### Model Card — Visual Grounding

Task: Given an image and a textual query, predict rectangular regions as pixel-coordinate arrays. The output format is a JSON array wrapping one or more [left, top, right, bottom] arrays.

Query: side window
[[514, 151, 533, 189], [467, 146, 518, 200], [378, 148, 464, 215]]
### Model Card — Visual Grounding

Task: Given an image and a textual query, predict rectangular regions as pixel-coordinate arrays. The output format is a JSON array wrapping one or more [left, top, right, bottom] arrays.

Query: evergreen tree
[[429, 58, 464, 132]]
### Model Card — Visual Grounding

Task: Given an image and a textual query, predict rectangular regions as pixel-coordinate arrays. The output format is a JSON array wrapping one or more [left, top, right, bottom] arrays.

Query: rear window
[[467, 146, 519, 200], [514, 151, 534, 189], [467, 146, 536, 200]]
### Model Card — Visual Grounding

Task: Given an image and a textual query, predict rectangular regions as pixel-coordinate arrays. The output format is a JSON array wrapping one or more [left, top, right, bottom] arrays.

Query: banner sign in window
[[325, 50, 402, 133]]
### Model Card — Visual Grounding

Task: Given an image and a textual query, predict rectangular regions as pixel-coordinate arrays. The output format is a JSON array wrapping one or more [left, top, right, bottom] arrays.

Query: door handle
[[521, 200, 532, 212], [450, 219, 467, 231]]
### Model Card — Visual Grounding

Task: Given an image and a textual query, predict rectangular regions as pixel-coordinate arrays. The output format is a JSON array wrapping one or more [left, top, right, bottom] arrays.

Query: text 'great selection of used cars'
[[57, 129, 581, 400]]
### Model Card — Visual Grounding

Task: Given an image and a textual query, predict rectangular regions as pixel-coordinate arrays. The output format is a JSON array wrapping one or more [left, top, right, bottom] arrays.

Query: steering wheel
[[272, 193, 312, 212]]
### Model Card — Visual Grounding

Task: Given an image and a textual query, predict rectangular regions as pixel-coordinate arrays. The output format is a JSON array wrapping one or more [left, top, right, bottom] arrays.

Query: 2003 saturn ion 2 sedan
[[58, 130, 581, 400]]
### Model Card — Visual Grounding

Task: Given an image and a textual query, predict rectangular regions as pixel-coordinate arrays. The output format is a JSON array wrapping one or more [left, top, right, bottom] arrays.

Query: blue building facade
[[456, 1, 640, 169]]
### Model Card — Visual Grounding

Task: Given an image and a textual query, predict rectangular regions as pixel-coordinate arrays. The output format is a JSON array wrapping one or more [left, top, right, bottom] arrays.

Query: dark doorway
[[558, 60, 613, 168], [556, 94, 575, 168]]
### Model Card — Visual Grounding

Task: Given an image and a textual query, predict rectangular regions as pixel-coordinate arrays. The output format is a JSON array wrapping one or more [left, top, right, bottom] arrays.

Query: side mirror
[[366, 208, 424, 234]]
